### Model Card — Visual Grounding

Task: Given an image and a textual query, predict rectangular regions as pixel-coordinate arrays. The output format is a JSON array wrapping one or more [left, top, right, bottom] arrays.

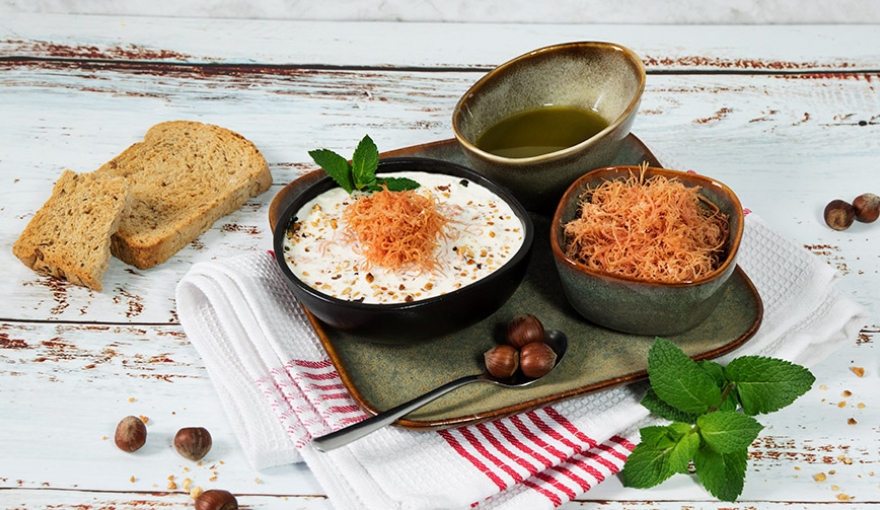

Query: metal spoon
[[312, 330, 568, 452]]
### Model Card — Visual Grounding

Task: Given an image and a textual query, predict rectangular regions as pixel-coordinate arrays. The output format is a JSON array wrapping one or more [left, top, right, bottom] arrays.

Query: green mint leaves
[[622, 338, 815, 502], [350, 135, 380, 192], [308, 148, 353, 193], [647, 339, 722, 414], [308, 135, 419, 193]]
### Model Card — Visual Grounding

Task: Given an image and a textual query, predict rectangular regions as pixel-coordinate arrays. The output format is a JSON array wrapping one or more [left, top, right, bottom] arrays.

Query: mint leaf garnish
[[625, 338, 815, 502], [377, 177, 420, 192], [694, 444, 748, 502], [351, 134, 379, 190], [724, 356, 816, 416], [308, 148, 353, 193], [697, 411, 763, 453], [647, 338, 721, 415], [308, 134, 420, 194]]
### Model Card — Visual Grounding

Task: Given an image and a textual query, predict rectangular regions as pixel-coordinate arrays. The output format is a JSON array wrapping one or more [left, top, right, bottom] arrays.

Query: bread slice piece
[[94, 121, 273, 269], [13, 170, 132, 291]]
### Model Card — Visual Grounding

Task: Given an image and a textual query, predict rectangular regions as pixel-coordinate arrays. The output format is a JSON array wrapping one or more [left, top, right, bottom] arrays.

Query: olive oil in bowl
[[475, 105, 609, 159]]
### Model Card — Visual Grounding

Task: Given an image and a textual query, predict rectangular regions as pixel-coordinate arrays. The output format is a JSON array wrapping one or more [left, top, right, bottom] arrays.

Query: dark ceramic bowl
[[273, 157, 534, 343], [452, 41, 645, 213], [550, 166, 744, 336]]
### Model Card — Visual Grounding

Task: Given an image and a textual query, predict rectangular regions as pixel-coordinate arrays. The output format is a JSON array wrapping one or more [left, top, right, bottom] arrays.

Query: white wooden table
[[1, 14, 878, 509]]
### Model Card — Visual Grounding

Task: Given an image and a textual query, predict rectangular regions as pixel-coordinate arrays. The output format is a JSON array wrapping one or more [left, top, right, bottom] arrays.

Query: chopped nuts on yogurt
[[282, 171, 525, 304]]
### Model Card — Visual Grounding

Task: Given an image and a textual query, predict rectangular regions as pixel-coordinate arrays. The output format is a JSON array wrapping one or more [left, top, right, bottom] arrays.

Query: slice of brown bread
[[13, 170, 132, 291], [94, 120, 273, 269]]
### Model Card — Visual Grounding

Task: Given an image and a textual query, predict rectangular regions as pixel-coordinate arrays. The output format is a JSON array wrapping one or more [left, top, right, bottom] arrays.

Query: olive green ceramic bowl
[[452, 41, 645, 213], [550, 166, 744, 335]]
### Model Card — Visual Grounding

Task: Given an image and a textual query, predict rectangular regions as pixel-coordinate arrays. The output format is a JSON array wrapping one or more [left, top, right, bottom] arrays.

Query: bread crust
[[95, 121, 273, 269]]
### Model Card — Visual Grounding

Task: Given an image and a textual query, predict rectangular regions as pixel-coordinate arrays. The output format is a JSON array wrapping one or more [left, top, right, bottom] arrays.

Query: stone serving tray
[[267, 134, 764, 430]]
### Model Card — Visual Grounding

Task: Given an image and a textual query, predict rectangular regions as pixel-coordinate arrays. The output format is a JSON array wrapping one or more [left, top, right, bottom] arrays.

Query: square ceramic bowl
[[452, 41, 645, 212], [550, 166, 744, 336]]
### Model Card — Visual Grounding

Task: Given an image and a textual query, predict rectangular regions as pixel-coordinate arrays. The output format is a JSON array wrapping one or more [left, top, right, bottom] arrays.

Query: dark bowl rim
[[273, 156, 536, 311], [451, 40, 647, 165], [549, 165, 744, 288]]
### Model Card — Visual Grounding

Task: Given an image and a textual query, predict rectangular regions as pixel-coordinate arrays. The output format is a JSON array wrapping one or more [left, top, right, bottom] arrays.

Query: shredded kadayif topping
[[563, 166, 729, 283], [343, 186, 451, 272]]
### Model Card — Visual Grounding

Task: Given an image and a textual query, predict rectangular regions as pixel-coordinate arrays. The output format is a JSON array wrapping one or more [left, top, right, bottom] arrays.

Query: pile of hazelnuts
[[483, 313, 557, 379], [114, 416, 238, 510], [824, 193, 879, 231]]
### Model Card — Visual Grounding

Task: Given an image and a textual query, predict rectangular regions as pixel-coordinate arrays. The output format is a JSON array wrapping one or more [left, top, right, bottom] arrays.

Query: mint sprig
[[308, 134, 419, 193], [622, 337, 815, 502]]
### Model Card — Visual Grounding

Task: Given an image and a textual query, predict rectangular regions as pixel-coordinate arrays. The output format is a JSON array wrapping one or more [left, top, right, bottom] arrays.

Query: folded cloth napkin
[[177, 182, 869, 510]]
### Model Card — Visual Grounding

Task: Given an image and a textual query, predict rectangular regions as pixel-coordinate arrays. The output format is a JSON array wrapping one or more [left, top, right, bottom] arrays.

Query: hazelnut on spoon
[[506, 313, 545, 348], [488, 313, 558, 380], [520, 342, 558, 379], [312, 316, 567, 452], [484, 344, 520, 378]]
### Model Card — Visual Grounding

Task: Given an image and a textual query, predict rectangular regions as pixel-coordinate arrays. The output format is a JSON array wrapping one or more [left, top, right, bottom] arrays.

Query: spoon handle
[[311, 374, 484, 452]]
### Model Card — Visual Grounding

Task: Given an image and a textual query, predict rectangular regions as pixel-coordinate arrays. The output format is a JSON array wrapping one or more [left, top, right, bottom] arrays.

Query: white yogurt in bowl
[[281, 171, 526, 305], [271, 156, 534, 339]]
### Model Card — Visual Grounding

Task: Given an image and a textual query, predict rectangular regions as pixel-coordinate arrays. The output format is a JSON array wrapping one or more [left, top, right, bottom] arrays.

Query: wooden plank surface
[[3, 13, 880, 70], [2, 65, 878, 323], [1, 13, 878, 510]]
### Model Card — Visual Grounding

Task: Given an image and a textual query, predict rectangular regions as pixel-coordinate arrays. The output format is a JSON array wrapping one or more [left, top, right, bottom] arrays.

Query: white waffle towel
[[177, 193, 868, 510]]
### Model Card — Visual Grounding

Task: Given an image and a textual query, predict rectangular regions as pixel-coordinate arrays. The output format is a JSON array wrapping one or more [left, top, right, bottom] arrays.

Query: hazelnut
[[484, 344, 519, 378], [506, 313, 545, 348], [519, 342, 558, 379], [824, 199, 855, 231], [853, 193, 879, 223], [195, 489, 238, 510], [114, 415, 147, 452], [174, 427, 213, 461]]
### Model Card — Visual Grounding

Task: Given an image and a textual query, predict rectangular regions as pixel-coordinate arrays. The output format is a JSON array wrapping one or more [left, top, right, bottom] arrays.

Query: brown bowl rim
[[550, 165, 745, 288]]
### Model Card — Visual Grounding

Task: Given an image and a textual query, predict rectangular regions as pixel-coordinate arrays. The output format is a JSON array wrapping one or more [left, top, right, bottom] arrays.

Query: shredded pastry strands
[[563, 166, 729, 283], [343, 186, 452, 272], [283, 171, 525, 304]]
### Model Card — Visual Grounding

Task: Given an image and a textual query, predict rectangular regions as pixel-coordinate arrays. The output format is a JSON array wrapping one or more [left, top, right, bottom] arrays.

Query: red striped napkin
[[257, 335, 639, 508], [176, 212, 867, 510]]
